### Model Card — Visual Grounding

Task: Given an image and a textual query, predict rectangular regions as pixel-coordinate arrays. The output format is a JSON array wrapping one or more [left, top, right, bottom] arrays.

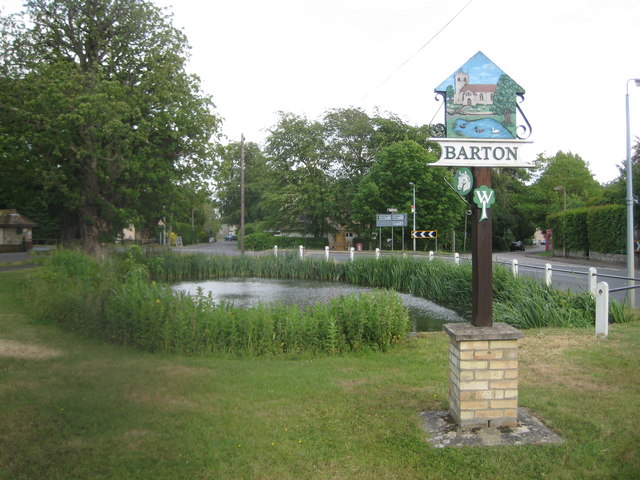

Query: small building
[[0, 210, 37, 252]]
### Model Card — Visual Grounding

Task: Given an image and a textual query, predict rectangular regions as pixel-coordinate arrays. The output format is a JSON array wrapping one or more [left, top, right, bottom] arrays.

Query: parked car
[[510, 241, 525, 252], [224, 233, 237, 241]]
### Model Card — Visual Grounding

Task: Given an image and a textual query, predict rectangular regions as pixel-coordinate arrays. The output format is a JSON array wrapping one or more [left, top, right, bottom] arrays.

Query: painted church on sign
[[453, 70, 496, 106], [436, 51, 524, 140]]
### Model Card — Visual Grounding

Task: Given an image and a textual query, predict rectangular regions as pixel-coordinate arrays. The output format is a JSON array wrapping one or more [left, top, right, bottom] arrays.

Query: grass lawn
[[1, 269, 639, 479]]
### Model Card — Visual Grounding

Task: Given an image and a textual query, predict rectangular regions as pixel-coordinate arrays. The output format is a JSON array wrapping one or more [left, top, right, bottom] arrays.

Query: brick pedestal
[[443, 323, 524, 429]]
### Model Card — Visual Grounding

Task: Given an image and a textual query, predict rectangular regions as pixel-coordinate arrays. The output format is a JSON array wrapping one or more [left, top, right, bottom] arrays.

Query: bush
[[144, 251, 630, 328], [27, 250, 410, 356], [244, 233, 328, 251], [588, 205, 626, 254], [547, 204, 626, 256]]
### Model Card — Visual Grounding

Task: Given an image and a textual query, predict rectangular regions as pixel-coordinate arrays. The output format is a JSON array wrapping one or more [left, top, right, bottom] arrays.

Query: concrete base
[[420, 408, 564, 448]]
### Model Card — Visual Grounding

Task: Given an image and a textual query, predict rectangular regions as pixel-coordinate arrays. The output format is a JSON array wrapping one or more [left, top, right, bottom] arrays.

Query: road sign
[[411, 230, 437, 239], [376, 213, 408, 227], [635, 241, 640, 252]]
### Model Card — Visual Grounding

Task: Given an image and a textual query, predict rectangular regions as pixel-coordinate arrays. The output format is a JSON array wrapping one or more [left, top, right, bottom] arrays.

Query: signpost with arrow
[[411, 230, 437, 239]]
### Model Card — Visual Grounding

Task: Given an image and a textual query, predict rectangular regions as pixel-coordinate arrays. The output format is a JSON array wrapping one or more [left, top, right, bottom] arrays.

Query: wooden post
[[471, 167, 493, 327]]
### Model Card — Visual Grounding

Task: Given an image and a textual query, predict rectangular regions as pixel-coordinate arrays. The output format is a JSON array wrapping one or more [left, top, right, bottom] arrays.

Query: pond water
[[172, 278, 466, 332]]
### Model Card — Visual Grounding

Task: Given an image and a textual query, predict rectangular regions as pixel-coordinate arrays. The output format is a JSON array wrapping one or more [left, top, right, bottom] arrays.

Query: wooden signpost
[[429, 51, 533, 428]]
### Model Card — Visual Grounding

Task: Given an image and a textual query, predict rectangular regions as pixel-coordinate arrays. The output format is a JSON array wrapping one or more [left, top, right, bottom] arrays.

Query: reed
[[144, 250, 630, 327], [26, 249, 410, 356]]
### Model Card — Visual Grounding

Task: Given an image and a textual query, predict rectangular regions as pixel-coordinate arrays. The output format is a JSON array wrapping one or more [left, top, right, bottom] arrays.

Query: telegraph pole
[[240, 134, 245, 255]]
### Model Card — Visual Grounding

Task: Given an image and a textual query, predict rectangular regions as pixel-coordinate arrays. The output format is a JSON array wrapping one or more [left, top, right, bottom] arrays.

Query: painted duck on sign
[[453, 118, 511, 139]]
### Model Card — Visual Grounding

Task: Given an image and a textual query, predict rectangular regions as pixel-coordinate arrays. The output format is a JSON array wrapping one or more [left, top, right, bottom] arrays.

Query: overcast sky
[[2, 0, 639, 183]]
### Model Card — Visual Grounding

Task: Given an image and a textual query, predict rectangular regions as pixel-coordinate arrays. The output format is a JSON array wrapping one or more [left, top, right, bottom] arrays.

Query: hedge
[[547, 204, 626, 256], [244, 232, 329, 251]]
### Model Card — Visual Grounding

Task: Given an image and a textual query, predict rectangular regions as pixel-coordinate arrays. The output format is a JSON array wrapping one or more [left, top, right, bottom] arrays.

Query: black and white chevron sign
[[411, 230, 437, 239]]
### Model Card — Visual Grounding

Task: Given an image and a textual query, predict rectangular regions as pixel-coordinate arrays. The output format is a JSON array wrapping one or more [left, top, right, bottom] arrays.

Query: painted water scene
[[436, 51, 524, 139]]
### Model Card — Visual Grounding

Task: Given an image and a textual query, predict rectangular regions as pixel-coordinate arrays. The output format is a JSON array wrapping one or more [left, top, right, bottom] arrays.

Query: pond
[[172, 278, 466, 332]]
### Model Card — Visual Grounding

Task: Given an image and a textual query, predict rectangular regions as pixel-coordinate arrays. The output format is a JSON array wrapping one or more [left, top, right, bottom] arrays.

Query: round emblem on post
[[453, 168, 474, 196]]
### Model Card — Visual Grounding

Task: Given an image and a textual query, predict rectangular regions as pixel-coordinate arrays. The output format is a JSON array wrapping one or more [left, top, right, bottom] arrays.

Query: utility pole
[[240, 134, 245, 255]]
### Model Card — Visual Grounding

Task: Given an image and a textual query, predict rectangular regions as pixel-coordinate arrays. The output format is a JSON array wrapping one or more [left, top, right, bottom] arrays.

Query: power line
[[359, 0, 475, 103]]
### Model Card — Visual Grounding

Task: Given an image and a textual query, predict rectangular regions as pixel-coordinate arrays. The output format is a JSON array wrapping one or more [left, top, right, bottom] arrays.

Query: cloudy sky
[[3, 0, 639, 183]]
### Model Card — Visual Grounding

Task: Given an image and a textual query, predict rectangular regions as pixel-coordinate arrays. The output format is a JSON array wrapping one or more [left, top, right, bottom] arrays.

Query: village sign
[[429, 51, 533, 168], [428, 50, 533, 327]]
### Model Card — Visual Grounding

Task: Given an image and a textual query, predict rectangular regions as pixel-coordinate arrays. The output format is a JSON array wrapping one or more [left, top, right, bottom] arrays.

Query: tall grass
[[26, 249, 630, 357], [27, 249, 410, 356], [145, 250, 630, 327]]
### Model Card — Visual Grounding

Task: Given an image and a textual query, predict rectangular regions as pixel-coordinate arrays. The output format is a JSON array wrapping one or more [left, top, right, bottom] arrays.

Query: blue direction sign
[[411, 230, 437, 239]]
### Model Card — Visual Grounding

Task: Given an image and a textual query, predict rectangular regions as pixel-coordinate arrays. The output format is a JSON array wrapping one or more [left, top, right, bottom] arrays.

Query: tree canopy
[[0, 0, 220, 252]]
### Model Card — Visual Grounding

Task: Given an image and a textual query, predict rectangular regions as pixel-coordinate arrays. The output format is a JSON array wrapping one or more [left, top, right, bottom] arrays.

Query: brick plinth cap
[[443, 322, 524, 341]]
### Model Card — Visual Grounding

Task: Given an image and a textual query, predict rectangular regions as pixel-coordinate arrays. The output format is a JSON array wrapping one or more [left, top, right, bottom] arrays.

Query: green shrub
[[547, 204, 626, 255], [588, 205, 626, 254], [27, 250, 410, 356], [243, 233, 328, 251], [26, 249, 631, 358], [144, 251, 630, 328]]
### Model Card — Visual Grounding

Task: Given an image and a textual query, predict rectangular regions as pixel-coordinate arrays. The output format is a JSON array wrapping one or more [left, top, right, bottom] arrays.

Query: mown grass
[[1, 269, 639, 479]]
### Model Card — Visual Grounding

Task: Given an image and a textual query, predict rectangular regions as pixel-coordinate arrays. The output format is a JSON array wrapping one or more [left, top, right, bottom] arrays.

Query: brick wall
[[444, 323, 523, 429]]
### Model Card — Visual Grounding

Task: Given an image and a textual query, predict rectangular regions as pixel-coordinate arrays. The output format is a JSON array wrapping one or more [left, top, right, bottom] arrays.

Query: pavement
[[420, 408, 564, 448]]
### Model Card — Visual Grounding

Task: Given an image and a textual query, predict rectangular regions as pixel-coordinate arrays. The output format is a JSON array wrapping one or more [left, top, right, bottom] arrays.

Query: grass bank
[[1, 269, 639, 479]]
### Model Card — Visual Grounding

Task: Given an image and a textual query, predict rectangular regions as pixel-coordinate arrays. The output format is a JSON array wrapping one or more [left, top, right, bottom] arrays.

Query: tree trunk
[[80, 155, 101, 256]]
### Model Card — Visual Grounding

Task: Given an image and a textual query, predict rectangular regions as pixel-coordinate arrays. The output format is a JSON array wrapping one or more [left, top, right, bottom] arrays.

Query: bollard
[[589, 267, 597, 296], [274, 245, 278, 257], [299, 245, 304, 259], [454, 252, 460, 265], [349, 246, 355, 261], [375, 248, 380, 260], [429, 251, 434, 261], [595, 281, 609, 338], [512, 259, 519, 276], [545, 263, 552, 287], [325, 246, 330, 261]]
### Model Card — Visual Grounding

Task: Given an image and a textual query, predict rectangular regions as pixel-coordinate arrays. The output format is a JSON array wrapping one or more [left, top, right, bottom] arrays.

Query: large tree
[[516, 151, 603, 231], [352, 140, 466, 249], [263, 112, 336, 236], [0, 0, 220, 253]]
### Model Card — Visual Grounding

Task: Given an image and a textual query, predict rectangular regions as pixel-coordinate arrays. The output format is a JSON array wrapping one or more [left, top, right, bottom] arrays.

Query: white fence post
[[375, 247, 380, 260], [349, 246, 355, 261], [274, 245, 278, 257], [589, 267, 598, 296], [545, 263, 552, 287], [595, 281, 609, 338], [299, 245, 304, 259], [429, 251, 434, 261], [325, 246, 330, 261], [512, 259, 519, 276], [454, 253, 460, 265]]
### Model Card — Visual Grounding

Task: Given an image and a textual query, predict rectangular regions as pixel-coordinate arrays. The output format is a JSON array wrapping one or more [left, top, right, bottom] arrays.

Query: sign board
[[428, 51, 533, 168], [431, 138, 533, 167], [411, 230, 437, 239], [376, 213, 408, 227]]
